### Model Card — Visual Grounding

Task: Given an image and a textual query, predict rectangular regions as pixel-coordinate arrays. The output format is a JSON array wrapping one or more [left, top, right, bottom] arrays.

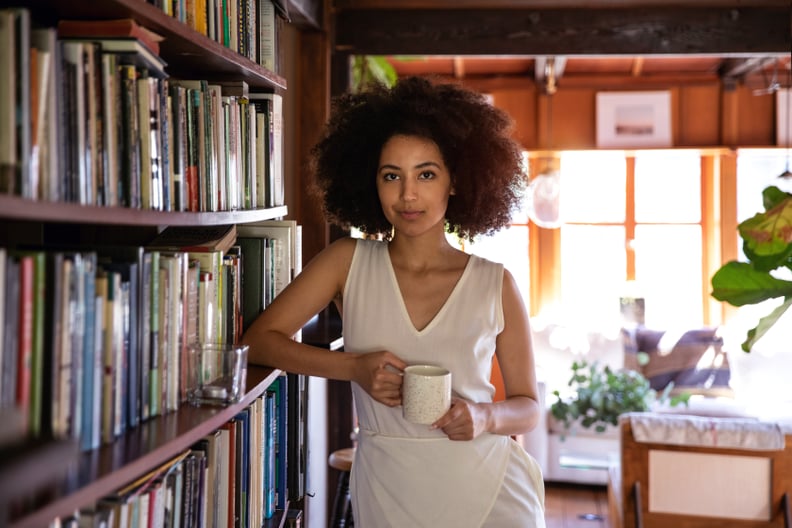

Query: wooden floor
[[545, 482, 612, 528]]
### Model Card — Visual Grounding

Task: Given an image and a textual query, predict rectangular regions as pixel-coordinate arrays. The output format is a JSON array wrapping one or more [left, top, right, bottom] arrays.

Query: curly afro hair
[[309, 76, 526, 241]]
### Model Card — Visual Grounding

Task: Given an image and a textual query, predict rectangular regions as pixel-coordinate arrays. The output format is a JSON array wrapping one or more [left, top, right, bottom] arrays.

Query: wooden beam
[[287, 0, 323, 29], [334, 0, 791, 8], [334, 7, 790, 56]]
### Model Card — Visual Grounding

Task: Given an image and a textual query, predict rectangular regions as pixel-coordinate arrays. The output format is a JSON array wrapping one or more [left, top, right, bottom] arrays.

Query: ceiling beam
[[334, 6, 791, 56]]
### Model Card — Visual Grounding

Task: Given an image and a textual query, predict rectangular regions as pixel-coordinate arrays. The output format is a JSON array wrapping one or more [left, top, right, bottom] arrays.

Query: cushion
[[622, 327, 733, 397]]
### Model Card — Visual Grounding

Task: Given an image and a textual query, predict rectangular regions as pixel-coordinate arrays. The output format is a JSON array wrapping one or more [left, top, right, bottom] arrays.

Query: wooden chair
[[611, 413, 792, 528]]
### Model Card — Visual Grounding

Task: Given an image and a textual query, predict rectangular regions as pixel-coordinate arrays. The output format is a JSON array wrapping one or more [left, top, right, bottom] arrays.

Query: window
[[559, 150, 704, 329]]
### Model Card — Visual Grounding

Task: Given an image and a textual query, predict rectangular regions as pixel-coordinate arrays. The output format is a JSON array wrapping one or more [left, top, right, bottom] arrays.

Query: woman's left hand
[[432, 397, 487, 441]]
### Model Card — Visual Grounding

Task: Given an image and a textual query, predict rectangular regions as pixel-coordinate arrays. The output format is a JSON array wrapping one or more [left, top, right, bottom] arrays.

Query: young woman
[[242, 76, 545, 527]]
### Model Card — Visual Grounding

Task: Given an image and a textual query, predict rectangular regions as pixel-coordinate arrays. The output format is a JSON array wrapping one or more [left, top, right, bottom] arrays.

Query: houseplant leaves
[[711, 185, 792, 351]]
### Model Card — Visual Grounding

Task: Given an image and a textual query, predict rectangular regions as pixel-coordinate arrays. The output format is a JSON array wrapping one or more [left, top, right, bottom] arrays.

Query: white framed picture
[[777, 88, 791, 147], [596, 91, 672, 148]]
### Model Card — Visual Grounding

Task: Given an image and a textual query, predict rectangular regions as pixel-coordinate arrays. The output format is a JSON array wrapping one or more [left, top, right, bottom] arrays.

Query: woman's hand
[[351, 351, 408, 407], [432, 397, 488, 441]]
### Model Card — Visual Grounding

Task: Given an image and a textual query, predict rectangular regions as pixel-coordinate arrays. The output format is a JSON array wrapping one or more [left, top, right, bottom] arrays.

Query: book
[[247, 92, 283, 207], [118, 63, 140, 208], [264, 390, 276, 518], [0, 10, 16, 194], [61, 37, 167, 78], [237, 236, 264, 331], [1, 256, 19, 413], [237, 220, 297, 300], [269, 373, 288, 510], [11, 8, 31, 198], [257, 0, 277, 72], [31, 27, 61, 203], [14, 254, 34, 434], [0, 249, 5, 406], [12, 250, 46, 438], [147, 224, 237, 253], [287, 373, 306, 502], [57, 18, 164, 56]]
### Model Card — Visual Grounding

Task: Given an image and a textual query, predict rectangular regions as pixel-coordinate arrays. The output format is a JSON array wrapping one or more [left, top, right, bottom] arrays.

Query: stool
[[328, 447, 355, 528]]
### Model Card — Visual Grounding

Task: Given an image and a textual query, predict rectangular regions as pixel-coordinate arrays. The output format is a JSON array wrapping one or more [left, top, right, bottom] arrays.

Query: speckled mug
[[402, 365, 452, 424]]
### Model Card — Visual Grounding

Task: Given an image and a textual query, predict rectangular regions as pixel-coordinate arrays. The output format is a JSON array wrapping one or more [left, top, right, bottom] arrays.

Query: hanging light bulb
[[527, 169, 562, 228], [527, 75, 563, 229]]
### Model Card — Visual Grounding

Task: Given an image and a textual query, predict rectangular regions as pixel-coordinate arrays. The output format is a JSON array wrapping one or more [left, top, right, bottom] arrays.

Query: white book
[[254, 111, 267, 208], [248, 92, 283, 207], [258, 0, 277, 72], [31, 27, 60, 202]]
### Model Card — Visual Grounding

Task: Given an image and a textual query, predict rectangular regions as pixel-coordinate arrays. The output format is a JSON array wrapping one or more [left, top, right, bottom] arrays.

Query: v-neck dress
[[343, 239, 545, 527]]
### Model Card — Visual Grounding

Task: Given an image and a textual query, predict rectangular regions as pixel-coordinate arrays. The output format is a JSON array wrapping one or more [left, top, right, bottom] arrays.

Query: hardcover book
[[57, 18, 165, 56]]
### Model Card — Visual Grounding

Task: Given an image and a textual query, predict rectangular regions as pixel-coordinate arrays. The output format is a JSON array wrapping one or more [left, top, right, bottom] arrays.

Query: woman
[[242, 76, 545, 527]]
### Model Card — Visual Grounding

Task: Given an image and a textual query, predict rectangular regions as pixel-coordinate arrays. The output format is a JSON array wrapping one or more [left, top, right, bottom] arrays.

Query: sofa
[[519, 310, 792, 486]]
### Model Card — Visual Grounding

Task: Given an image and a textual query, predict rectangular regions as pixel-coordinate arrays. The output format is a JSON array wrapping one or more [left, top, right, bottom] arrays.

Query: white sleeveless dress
[[343, 239, 546, 527]]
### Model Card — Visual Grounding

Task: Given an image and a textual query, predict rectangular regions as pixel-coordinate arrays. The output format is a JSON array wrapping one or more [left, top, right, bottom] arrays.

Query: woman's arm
[[241, 237, 407, 405], [242, 237, 356, 379]]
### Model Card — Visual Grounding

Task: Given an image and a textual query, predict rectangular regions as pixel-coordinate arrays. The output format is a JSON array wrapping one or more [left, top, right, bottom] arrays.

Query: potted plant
[[711, 185, 792, 352], [549, 361, 687, 435]]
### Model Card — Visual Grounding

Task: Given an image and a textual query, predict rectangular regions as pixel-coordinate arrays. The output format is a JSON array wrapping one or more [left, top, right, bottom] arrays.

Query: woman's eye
[[418, 170, 435, 180], [382, 172, 399, 182]]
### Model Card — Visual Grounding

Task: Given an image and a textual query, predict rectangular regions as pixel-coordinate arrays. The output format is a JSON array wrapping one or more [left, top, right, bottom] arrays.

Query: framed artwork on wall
[[596, 91, 672, 148], [777, 88, 791, 147]]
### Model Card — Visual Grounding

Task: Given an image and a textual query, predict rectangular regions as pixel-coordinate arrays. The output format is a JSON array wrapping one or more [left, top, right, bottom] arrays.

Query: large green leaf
[[741, 297, 792, 352], [711, 261, 792, 306], [738, 195, 792, 258]]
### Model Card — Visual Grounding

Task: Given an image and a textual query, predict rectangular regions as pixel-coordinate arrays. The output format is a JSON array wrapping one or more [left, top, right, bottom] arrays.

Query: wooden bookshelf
[[1, 0, 287, 89], [0, 0, 306, 525], [0, 195, 288, 226], [7, 367, 281, 528]]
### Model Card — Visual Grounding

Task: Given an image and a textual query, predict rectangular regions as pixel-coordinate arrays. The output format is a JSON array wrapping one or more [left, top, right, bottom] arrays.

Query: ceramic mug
[[402, 365, 452, 424]]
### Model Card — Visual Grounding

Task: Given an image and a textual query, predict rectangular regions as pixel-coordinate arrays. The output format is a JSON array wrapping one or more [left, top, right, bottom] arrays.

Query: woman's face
[[376, 134, 454, 239]]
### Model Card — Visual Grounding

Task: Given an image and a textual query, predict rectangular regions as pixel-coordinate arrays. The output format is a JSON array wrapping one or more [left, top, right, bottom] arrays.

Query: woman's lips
[[400, 210, 422, 220]]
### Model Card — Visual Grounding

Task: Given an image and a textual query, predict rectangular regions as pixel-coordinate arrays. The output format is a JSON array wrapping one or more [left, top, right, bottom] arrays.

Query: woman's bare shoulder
[[305, 236, 359, 274]]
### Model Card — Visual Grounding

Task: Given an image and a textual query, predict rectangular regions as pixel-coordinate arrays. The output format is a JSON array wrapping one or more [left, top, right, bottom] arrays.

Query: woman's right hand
[[351, 351, 408, 407]]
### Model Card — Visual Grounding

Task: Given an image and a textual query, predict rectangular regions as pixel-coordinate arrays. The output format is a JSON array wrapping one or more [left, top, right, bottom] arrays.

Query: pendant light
[[527, 59, 562, 229]]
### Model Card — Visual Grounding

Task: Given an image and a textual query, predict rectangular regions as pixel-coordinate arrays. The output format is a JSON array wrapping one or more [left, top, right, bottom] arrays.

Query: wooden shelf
[[7, 366, 281, 528], [0, 195, 288, 226], [3, 0, 286, 90]]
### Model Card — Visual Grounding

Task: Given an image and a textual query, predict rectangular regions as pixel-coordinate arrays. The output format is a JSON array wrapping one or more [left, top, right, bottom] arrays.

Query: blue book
[[269, 374, 288, 509], [80, 252, 97, 451], [264, 391, 276, 518], [102, 260, 139, 429], [234, 408, 251, 527]]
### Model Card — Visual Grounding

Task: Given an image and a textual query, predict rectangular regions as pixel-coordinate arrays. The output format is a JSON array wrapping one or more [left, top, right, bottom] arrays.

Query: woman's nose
[[401, 179, 418, 201]]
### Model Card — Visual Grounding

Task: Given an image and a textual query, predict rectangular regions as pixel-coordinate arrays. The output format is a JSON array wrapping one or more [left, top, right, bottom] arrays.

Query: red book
[[57, 18, 163, 55], [16, 255, 34, 431]]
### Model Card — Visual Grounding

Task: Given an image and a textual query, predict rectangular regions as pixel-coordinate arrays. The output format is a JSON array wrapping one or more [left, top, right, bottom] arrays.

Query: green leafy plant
[[711, 185, 792, 352], [550, 361, 688, 434], [351, 55, 398, 92]]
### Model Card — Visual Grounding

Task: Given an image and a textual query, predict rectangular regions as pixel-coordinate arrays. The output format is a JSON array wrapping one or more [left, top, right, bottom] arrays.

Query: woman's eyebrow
[[378, 160, 443, 171]]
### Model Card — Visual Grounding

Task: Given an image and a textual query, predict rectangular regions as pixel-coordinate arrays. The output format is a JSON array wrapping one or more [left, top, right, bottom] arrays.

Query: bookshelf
[[0, 0, 303, 525]]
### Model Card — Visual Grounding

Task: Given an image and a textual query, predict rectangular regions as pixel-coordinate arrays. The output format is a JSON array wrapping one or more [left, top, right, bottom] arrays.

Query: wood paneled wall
[[462, 78, 777, 150]]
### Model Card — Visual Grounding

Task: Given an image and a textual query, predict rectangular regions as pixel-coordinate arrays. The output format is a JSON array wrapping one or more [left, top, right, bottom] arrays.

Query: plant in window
[[711, 185, 792, 351], [550, 361, 687, 435]]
